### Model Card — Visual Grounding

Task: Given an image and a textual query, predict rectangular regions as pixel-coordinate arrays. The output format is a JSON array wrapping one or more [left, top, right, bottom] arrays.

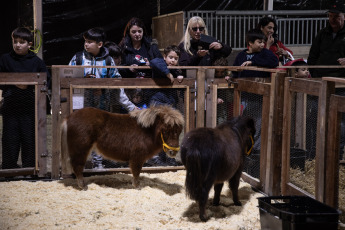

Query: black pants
[[2, 113, 35, 169]]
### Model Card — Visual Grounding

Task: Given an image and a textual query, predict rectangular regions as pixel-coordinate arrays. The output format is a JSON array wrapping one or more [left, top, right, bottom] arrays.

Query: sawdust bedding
[[0, 170, 262, 230]]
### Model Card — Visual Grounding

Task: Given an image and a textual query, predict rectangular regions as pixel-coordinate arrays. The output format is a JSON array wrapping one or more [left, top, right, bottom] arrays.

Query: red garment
[[265, 40, 293, 59]]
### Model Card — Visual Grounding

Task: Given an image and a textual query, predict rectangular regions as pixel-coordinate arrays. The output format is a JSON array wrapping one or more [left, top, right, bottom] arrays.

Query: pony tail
[[184, 148, 203, 201], [60, 119, 73, 176]]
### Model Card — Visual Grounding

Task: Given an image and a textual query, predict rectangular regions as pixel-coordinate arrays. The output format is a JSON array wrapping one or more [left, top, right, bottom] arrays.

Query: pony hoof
[[234, 201, 242, 206], [213, 201, 220, 206], [199, 214, 208, 222], [77, 181, 87, 190]]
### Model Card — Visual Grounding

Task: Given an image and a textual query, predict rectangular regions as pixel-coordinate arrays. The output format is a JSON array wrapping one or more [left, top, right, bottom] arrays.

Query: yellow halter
[[161, 133, 180, 152], [246, 135, 254, 156]]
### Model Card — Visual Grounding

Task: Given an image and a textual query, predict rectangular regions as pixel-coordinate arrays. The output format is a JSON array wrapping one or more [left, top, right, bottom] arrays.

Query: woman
[[256, 16, 293, 64], [118, 17, 162, 78], [178, 16, 232, 67]]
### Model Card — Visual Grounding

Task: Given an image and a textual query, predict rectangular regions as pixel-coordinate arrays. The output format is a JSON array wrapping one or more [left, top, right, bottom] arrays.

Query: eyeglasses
[[191, 27, 205, 32]]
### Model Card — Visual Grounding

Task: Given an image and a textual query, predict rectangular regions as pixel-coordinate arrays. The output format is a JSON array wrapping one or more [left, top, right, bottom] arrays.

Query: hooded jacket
[[69, 47, 120, 78], [0, 50, 49, 114], [308, 23, 345, 77]]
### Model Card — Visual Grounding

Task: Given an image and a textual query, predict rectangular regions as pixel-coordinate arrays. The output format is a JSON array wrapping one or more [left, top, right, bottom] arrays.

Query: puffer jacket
[[69, 47, 120, 78]]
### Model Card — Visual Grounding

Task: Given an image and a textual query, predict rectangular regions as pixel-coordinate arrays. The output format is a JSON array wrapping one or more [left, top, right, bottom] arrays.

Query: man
[[308, 0, 345, 77]]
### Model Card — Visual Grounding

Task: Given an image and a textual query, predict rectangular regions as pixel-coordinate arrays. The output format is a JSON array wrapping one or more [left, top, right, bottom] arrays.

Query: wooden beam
[[33, 0, 43, 59], [315, 80, 335, 202]]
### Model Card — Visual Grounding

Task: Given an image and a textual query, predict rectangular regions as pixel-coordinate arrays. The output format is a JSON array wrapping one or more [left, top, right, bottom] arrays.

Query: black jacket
[[120, 35, 162, 78], [0, 51, 49, 114], [178, 39, 232, 66], [308, 23, 345, 77]]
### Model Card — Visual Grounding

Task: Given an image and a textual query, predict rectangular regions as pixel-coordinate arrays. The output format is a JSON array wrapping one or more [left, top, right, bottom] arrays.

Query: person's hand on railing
[[241, 61, 252, 66], [166, 73, 174, 83], [177, 75, 184, 83], [338, 58, 345, 66]]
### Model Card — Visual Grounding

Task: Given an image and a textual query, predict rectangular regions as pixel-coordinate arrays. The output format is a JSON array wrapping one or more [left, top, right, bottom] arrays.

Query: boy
[[149, 45, 184, 107], [69, 28, 119, 169], [232, 29, 278, 158], [284, 59, 310, 78], [232, 29, 279, 78], [0, 27, 50, 169], [146, 45, 184, 166]]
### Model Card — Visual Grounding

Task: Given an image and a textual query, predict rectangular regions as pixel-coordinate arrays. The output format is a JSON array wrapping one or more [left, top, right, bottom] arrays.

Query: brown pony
[[180, 116, 255, 221], [61, 105, 184, 190]]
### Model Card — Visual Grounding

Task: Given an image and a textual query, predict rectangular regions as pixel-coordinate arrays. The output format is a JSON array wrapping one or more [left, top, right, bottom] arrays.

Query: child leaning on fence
[[145, 45, 184, 167], [68, 27, 120, 169], [0, 27, 50, 169]]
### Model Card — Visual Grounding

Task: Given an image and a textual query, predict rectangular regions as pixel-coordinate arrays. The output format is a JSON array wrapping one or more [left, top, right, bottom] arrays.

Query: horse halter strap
[[161, 133, 180, 152], [246, 135, 254, 156]]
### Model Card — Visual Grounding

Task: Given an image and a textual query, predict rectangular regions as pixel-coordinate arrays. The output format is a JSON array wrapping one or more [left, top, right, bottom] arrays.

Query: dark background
[[1, 0, 331, 66]]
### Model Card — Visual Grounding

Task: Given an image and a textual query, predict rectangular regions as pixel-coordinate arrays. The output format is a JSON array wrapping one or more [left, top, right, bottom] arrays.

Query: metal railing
[[186, 10, 328, 49]]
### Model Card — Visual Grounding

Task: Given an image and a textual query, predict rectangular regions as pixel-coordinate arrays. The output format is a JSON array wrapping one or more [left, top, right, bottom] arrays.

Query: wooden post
[[36, 73, 48, 176], [196, 68, 205, 127], [315, 80, 335, 202], [33, 0, 43, 59], [51, 66, 61, 179], [325, 95, 342, 208], [265, 72, 286, 196]]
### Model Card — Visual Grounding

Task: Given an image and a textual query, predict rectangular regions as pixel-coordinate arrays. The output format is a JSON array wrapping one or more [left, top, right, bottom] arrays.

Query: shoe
[[144, 157, 168, 167], [165, 157, 182, 166], [93, 163, 105, 169]]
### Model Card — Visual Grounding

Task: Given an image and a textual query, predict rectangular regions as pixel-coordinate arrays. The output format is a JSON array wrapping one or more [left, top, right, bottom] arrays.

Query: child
[[0, 27, 50, 169], [69, 28, 119, 169], [146, 45, 184, 166], [284, 58, 310, 78], [232, 29, 279, 158], [213, 57, 233, 124], [104, 41, 139, 113], [149, 45, 184, 107], [232, 29, 279, 78]]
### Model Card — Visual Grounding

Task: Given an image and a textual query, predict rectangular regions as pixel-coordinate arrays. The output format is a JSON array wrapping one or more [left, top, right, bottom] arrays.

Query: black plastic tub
[[258, 196, 340, 230]]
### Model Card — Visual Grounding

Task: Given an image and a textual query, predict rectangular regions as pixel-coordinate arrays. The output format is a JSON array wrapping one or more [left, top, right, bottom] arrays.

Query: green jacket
[[308, 23, 345, 78]]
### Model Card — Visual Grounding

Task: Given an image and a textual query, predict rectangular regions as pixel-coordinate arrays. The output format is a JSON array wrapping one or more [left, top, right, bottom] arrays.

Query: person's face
[[215, 69, 226, 78], [129, 25, 143, 43], [164, 51, 179, 66], [328, 12, 345, 32], [249, 39, 265, 53], [295, 68, 309, 78], [261, 22, 275, 38], [189, 23, 205, 40], [12, 37, 31, 56], [132, 94, 142, 104], [84, 39, 102, 56]]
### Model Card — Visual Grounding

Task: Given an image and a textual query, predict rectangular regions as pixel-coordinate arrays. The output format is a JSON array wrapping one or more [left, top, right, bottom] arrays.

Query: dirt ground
[[0, 170, 262, 230]]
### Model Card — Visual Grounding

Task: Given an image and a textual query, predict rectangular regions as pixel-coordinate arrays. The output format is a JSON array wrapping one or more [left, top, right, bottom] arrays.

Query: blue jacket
[[232, 48, 279, 78], [148, 58, 182, 107], [69, 47, 120, 78]]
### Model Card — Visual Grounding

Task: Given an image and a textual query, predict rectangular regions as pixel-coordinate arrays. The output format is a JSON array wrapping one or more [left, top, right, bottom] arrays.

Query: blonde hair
[[181, 16, 208, 56]]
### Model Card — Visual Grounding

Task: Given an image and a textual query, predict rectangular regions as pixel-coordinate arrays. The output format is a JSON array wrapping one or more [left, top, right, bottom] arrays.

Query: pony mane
[[129, 105, 185, 128]]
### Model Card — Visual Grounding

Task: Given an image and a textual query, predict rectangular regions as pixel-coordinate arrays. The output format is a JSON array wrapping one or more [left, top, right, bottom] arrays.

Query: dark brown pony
[[180, 116, 255, 221], [61, 105, 184, 190]]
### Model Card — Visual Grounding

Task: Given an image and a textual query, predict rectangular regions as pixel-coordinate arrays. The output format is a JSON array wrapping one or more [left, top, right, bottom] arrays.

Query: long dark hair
[[119, 17, 147, 47]]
